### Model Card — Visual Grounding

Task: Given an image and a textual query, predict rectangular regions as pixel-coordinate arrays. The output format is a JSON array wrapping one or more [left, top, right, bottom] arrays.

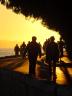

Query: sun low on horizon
[[0, 4, 60, 48]]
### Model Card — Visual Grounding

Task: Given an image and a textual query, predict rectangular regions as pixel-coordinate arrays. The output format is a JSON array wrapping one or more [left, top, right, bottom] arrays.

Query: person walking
[[14, 44, 20, 56], [23, 36, 42, 78], [46, 36, 59, 82]]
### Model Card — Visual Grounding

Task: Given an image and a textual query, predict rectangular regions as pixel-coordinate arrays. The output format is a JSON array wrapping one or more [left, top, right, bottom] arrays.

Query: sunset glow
[[0, 4, 60, 48]]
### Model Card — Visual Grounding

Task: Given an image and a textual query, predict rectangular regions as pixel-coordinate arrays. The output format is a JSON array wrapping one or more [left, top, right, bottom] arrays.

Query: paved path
[[0, 54, 72, 96], [0, 54, 72, 85]]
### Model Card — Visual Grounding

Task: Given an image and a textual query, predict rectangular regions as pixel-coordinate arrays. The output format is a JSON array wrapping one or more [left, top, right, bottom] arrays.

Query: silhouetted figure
[[46, 36, 59, 82], [14, 44, 20, 56], [39, 42, 43, 54], [23, 36, 42, 77], [20, 42, 26, 58], [27, 41, 30, 45], [39, 42, 42, 48], [58, 37, 65, 58], [43, 39, 50, 53]]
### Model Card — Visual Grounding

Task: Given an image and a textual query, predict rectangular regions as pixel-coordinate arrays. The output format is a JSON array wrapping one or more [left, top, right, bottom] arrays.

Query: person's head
[[23, 41, 25, 44], [16, 44, 18, 46], [32, 36, 37, 42], [50, 36, 55, 42], [60, 37, 62, 41]]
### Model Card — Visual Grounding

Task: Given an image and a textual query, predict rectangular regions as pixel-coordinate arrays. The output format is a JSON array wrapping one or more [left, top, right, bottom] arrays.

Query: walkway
[[0, 53, 72, 85], [0, 53, 72, 96]]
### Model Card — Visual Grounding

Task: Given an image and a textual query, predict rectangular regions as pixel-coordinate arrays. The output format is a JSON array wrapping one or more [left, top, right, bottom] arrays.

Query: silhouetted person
[[20, 42, 26, 58], [23, 36, 42, 77], [58, 37, 65, 58], [46, 36, 59, 82], [39, 42, 43, 54], [14, 44, 20, 56], [43, 39, 49, 53], [39, 42, 42, 48], [27, 41, 30, 45]]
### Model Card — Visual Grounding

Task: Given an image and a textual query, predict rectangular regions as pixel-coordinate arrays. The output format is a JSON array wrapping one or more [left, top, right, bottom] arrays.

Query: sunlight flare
[[0, 4, 60, 48]]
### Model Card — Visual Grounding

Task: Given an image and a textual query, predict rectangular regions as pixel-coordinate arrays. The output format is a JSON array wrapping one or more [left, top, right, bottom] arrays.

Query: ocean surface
[[0, 48, 15, 57]]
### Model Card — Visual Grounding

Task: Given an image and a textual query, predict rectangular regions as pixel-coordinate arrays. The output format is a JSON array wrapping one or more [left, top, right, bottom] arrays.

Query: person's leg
[[61, 49, 63, 57], [60, 48, 63, 57], [45, 56, 53, 81], [29, 62, 32, 76], [53, 60, 56, 83], [46, 56, 52, 81], [29, 59, 36, 77], [32, 63, 36, 77], [49, 62, 52, 81]]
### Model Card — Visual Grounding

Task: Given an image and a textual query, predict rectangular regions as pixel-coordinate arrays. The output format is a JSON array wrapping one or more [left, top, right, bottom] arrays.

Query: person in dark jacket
[[20, 42, 26, 58], [46, 36, 59, 82], [58, 37, 65, 57], [14, 44, 20, 56], [24, 36, 42, 77]]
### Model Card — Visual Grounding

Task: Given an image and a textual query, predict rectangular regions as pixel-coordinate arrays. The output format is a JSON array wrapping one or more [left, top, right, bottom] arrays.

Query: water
[[0, 48, 15, 57]]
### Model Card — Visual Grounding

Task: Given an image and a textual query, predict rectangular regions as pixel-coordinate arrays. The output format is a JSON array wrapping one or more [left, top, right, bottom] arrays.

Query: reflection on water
[[14, 56, 72, 85]]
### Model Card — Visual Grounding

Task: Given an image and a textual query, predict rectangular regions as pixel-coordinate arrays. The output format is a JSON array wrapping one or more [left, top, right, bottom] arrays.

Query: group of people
[[14, 42, 26, 57], [14, 36, 65, 82]]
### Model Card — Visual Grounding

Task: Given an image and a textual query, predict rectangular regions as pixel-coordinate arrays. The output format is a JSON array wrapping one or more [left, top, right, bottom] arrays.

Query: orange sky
[[0, 4, 60, 48]]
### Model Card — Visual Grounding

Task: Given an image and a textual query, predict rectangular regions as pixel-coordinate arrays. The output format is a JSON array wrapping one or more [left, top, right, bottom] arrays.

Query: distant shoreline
[[0, 55, 21, 59], [0, 48, 15, 58]]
